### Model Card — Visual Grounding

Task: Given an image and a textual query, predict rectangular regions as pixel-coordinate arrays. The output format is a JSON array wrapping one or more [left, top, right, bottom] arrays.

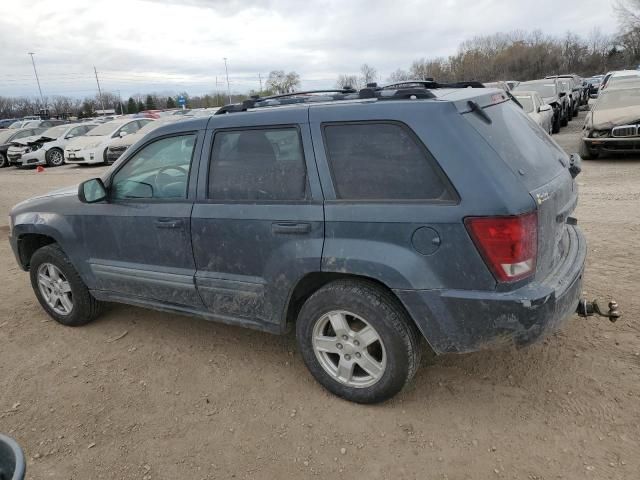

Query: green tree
[[166, 96, 176, 109], [145, 95, 156, 110], [137, 100, 145, 112], [127, 97, 137, 114]]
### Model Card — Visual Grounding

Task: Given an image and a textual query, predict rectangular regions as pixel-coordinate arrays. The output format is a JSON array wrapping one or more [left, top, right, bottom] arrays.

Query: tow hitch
[[577, 299, 621, 323]]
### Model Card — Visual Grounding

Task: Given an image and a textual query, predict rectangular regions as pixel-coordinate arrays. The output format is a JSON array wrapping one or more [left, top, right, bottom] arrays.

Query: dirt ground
[[1, 112, 639, 480]]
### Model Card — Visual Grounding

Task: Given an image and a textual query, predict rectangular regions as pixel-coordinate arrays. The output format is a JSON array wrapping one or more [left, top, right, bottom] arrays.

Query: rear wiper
[[506, 91, 523, 109], [467, 100, 492, 124]]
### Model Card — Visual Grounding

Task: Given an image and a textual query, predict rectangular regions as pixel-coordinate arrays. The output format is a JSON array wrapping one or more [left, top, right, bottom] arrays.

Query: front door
[[79, 131, 204, 308], [191, 110, 324, 330]]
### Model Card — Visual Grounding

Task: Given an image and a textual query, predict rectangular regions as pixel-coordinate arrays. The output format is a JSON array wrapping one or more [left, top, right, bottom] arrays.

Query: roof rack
[[214, 80, 486, 115]]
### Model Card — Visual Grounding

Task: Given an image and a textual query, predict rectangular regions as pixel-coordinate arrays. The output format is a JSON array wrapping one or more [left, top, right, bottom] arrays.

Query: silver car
[[513, 91, 554, 134]]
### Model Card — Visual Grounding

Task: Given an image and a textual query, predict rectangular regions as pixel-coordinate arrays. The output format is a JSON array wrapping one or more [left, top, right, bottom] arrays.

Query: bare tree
[[336, 74, 359, 89], [359, 64, 377, 86], [266, 70, 300, 94], [615, 0, 640, 30], [386, 69, 411, 83]]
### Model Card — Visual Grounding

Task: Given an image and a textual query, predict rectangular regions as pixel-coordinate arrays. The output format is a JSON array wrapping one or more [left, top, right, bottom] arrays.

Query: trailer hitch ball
[[577, 299, 621, 323]]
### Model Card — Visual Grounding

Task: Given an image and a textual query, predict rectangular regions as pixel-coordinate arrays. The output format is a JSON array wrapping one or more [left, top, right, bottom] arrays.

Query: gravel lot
[[1, 111, 639, 480]]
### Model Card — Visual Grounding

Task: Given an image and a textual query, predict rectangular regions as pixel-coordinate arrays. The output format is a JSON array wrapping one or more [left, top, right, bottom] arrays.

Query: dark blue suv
[[9, 83, 588, 403]]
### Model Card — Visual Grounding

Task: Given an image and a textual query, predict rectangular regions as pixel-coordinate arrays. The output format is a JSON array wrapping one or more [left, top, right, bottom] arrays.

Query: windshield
[[596, 88, 640, 110], [86, 121, 125, 136], [514, 96, 535, 113], [41, 125, 69, 138], [515, 82, 556, 98]]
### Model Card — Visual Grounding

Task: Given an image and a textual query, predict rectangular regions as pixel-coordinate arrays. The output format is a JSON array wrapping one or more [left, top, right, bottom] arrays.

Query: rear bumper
[[395, 225, 586, 354], [584, 137, 640, 154]]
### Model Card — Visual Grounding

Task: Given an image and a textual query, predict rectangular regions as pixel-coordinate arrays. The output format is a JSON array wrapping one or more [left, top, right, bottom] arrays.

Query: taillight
[[464, 212, 537, 282]]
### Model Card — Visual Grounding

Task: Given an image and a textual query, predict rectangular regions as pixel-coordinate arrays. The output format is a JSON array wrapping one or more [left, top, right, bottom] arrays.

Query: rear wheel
[[296, 280, 422, 404], [567, 102, 573, 121], [560, 108, 568, 127], [29, 244, 102, 326], [45, 148, 64, 167], [552, 112, 561, 133]]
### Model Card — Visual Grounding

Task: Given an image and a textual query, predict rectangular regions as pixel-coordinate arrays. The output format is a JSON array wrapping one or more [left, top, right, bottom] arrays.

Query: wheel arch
[[16, 233, 57, 269]]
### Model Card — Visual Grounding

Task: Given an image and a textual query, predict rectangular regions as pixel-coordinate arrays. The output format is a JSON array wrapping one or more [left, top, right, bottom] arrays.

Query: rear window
[[463, 101, 566, 189], [322, 122, 456, 201]]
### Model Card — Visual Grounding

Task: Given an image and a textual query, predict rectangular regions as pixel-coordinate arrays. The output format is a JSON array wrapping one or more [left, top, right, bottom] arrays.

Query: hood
[[66, 135, 107, 148], [542, 96, 558, 104], [109, 133, 142, 149], [592, 105, 640, 130], [11, 185, 78, 212], [12, 134, 50, 146]]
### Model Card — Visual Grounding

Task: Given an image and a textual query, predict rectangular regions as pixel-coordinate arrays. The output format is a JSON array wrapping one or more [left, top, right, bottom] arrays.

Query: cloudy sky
[[0, 0, 620, 99]]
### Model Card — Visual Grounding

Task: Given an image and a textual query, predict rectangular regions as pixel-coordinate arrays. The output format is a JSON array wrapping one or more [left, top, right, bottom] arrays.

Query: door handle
[[271, 222, 312, 234], [155, 218, 184, 229]]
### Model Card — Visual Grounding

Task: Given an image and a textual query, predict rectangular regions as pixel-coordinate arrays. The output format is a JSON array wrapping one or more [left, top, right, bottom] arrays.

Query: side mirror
[[119, 131, 128, 138], [539, 104, 552, 112], [0, 434, 26, 480], [65, 134, 74, 139], [78, 178, 107, 203]]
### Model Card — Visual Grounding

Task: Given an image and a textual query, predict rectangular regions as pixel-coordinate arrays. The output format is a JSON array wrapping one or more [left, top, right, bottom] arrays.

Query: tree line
[[1, 2, 639, 119]]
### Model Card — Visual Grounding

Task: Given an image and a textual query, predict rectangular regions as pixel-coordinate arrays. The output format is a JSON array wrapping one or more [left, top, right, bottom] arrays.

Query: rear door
[[191, 109, 324, 330], [462, 99, 577, 280]]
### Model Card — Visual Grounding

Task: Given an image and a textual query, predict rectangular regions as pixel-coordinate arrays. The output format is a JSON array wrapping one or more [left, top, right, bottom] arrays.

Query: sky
[[0, 0, 621, 99]]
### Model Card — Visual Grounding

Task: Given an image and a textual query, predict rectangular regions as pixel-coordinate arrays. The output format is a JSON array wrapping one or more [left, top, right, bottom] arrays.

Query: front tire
[[0, 153, 7, 168], [561, 107, 569, 126], [29, 244, 102, 326], [552, 112, 561, 134], [45, 148, 65, 167], [296, 280, 422, 404]]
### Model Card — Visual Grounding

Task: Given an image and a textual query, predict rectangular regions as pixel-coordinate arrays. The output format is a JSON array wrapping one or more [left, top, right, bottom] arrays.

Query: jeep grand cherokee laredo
[[9, 83, 589, 404]]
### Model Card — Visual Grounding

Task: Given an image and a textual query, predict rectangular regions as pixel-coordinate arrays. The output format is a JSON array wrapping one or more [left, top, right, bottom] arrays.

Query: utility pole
[[215, 76, 219, 106], [93, 66, 106, 115], [258, 73, 263, 93], [28, 52, 45, 109], [117, 90, 125, 115], [223, 57, 231, 104]]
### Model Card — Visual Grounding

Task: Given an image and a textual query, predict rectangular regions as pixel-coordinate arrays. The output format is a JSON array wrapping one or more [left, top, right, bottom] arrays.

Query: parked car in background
[[106, 117, 177, 164], [0, 127, 47, 167], [513, 79, 568, 133], [64, 118, 153, 165], [9, 83, 590, 403], [547, 74, 589, 106], [586, 75, 604, 97], [513, 91, 554, 134], [483, 81, 512, 92], [581, 84, 640, 159], [8, 119, 67, 129], [557, 79, 577, 119], [7, 123, 98, 168], [0, 119, 17, 129]]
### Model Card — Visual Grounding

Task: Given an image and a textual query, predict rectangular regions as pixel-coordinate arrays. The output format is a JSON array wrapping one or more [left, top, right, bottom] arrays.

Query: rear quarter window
[[463, 101, 566, 190], [322, 122, 456, 201]]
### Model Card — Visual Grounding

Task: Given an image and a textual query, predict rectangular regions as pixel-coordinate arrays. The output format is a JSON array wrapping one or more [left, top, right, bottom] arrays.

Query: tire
[[29, 244, 102, 326], [552, 112, 561, 134], [579, 139, 598, 160], [45, 148, 65, 167], [560, 107, 568, 127], [567, 102, 573, 121], [296, 280, 422, 404], [0, 152, 7, 168]]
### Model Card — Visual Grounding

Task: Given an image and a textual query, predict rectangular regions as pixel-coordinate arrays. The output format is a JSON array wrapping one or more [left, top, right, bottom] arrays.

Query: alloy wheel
[[37, 263, 73, 315], [311, 310, 387, 388]]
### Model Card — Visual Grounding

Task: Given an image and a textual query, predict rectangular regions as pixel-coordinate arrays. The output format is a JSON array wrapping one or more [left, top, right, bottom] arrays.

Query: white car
[[64, 118, 153, 165], [514, 91, 554, 134], [7, 123, 98, 167]]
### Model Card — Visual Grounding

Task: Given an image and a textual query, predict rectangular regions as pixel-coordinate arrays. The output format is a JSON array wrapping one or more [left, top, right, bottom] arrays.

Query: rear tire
[[567, 102, 573, 121], [561, 107, 569, 126], [45, 148, 65, 167], [29, 244, 102, 326], [296, 280, 422, 404], [552, 113, 561, 134]]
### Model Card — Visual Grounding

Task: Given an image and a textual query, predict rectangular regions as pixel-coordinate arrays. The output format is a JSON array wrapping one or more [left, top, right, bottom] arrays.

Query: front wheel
[[552, 113, 561, 133], [0, 153, 7, 168], [45, 148, 65, 167], [29, 244, 102, 326], [296, 280, 422, 404]]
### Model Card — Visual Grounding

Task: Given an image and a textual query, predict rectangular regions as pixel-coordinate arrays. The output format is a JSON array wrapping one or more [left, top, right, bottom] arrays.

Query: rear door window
[[208, 127, 307, 201], [322, 122, 456, 201]]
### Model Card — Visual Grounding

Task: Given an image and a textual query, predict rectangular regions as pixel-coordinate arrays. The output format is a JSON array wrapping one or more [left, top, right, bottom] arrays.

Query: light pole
[[28, 52, 45, 109], [223, 57, 231, 104]]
